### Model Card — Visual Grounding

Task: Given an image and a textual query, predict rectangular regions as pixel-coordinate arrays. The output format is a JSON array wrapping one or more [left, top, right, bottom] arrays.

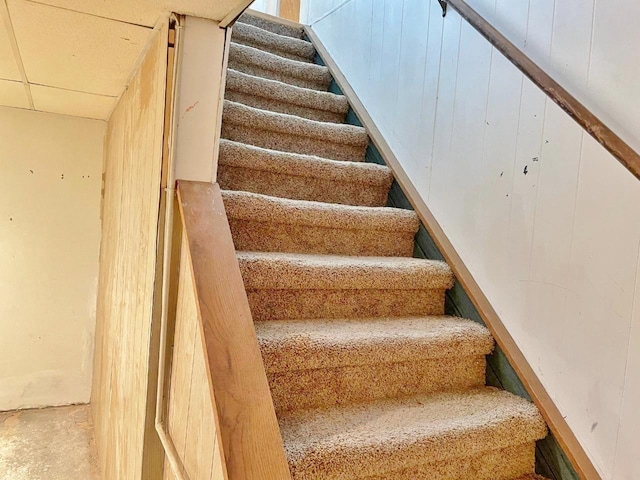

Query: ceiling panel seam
[[104, 14, 169, 120], [28, 84, 121, 100], [0, 0, 33, 108], [22, 0, 156, 28], [28, 82, 118, 98]]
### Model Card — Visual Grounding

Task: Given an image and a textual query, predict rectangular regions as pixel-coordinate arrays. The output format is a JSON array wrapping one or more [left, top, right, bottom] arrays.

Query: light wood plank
[[163, 233, 222, 480], [166, 239, 199, 463], [176, 181, 291, 480], [279, 0, 301, 22], [91, 20, 169, 480], [183, 321, 217, 479]]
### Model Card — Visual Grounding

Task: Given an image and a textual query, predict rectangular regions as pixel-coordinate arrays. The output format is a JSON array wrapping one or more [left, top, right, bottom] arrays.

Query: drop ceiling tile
[[31, 84, 115, 119], [8, 0, 152, 96], [0, 79, 29, 108], [18, 0, 240, 25], [21, 0, 163, 27], [0, 8, 21, 81]]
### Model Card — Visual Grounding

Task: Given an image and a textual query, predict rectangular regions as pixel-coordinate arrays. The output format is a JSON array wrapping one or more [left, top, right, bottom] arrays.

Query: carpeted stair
[[217, 10, 549, 480], [228, 42, 331, 90], [225, 69, 349, 122], [222, 190, 419, 256], [222, 100, 368, 161], [217, 140, 392, 206]]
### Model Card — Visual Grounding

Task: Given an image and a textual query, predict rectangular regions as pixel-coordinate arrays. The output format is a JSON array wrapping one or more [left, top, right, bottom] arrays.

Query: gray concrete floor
[[0, 404, 100, 480]]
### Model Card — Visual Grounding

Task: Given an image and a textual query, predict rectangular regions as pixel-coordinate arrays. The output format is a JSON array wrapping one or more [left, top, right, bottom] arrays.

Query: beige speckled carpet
[[219, 11, 549, 480]]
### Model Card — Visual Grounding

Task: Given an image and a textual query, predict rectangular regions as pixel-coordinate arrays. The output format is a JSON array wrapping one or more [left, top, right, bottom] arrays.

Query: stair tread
[[219, 139, 384, 174], [232, 21, 315, 62], [239, 10, 306, 39], [237, 251, 454, 290], [280, 387, 547, 479], [222, 189, 418, 231], [257, 315, 493, 372], [223, 100, 367, 146], [217, 140, 392, 206], [229, 42, 331, 89], [226, 68, 349, 114]]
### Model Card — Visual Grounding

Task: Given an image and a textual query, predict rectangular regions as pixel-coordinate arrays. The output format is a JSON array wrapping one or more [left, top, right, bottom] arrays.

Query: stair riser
[[225, 90, 345, 123], [232, 37, 313, 63], [246, 288, 446, 321], [228, 58, 328, 90], [222, 124, 366, 162], [359, 443, 535, 480], [268, 356, 486, 414], [218, 165, 390, 207], [229, 219, 415, 257]]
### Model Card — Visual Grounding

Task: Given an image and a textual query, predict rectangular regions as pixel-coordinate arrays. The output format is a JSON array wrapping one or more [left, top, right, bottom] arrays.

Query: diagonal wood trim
[[304, 25, 602, 480], [176, 180, 292, 480], [443, 0, 640, 181], [219, 0, 256, 29]]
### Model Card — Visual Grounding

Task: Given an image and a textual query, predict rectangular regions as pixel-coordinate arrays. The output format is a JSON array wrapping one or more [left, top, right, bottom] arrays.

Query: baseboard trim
[[305, 25, 601, 480]]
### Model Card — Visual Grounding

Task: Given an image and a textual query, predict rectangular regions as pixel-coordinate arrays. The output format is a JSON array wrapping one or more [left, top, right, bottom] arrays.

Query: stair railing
[[156, 181, 292, 480], [438, 0, 640, 181]]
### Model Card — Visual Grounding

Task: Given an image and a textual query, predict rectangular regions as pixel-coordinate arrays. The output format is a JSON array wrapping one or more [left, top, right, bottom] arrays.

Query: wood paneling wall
[[158, 181, 291, 480], [162, 233, 226, 480], [92, 20, 169, 480]]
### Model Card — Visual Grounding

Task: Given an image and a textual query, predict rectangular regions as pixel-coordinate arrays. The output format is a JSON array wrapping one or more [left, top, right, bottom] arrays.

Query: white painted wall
[[309, 1, 640, 479], [249, 0, 280, 16], [0, 107, 105, 411], [175, 16, 228, 182]]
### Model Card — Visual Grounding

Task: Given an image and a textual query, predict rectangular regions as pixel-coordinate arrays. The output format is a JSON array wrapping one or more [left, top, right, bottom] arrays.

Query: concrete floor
[[0, 404, 100, 480]]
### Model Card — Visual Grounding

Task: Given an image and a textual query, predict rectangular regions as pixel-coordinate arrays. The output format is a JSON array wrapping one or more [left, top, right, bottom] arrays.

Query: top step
[[232, 22, 316, 63], [238, 11, 306, 39]]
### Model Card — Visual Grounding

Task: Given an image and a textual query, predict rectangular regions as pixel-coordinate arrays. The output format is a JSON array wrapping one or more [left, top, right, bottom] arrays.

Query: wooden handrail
[[440, 0, 640, 181], [175, 181, 292, 480]]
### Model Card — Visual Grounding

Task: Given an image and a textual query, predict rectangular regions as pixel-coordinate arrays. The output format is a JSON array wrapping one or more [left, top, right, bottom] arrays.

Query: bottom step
[[280, 387, 547, 480]]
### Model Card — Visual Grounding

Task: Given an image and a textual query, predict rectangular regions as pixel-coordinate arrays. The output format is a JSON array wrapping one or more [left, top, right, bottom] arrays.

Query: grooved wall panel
[[162, 237, 224, 480], [309, 0, 640, 478], [91, 21, 168, 480]]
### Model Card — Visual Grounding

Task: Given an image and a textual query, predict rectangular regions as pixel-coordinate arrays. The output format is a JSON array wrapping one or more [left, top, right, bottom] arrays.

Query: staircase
[[219, 11, 549, 480]]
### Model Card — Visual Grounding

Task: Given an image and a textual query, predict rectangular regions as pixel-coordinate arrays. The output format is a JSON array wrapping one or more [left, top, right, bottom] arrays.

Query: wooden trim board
[[305, 25, 601, 480], [143, 17, 179, 480], [279, 0, 301, 22], [176, 181, 292, 480]]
